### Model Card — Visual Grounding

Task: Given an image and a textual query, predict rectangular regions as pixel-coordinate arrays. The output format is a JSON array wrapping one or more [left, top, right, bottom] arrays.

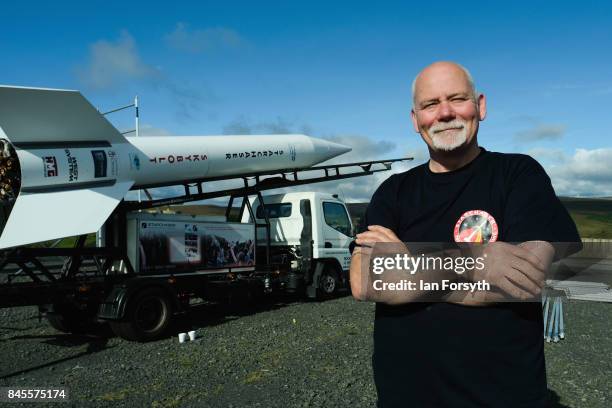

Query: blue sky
[[1, 1, 611, 199]]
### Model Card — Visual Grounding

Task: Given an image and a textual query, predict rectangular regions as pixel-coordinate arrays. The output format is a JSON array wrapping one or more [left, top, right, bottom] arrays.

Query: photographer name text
[[372, 279, 490, 292]]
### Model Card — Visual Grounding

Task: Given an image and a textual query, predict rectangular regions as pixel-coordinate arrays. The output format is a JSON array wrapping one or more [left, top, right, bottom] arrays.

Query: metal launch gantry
[[0, 156, 411, 309]]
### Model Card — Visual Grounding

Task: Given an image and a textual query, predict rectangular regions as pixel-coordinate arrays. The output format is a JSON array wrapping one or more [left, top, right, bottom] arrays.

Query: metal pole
[[542, 295, 550, 336], [553, 297, 560, 342], [135, 96, 141, 204], [102, 103, 135, 115], [546, 298, 557, 342], [135, 96, 139, 137], [559, 299, 565, 339]]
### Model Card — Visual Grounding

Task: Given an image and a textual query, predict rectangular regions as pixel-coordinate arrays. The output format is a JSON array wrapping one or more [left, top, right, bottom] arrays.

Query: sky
[[1, 1, 611, 201]]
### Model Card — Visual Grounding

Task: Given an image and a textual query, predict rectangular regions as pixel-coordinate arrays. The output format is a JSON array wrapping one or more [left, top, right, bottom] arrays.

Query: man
[[350, 61, 580, 407]]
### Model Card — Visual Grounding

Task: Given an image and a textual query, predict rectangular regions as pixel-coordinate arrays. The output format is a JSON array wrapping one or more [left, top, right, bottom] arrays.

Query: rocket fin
[[0, 181, 133, 249], [0, 85, 127, 146]]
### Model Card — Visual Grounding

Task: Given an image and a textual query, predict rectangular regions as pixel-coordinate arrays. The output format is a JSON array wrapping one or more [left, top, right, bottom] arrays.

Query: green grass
[[28, 234, 97, 248], [569, 211, 612, 239]]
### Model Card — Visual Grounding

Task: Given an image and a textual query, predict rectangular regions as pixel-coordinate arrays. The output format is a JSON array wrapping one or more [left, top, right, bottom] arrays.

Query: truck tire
[[318, 267, 339, 299], [109, 287, 172, 342], [46, 303, 99, 334]]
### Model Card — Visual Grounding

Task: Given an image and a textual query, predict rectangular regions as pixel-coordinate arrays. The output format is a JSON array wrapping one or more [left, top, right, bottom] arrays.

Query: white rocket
[[0, 85, 351, 249]]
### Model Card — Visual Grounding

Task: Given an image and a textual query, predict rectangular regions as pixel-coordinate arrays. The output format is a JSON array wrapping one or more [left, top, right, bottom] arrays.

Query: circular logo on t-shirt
[[453, 210, 498, 243]]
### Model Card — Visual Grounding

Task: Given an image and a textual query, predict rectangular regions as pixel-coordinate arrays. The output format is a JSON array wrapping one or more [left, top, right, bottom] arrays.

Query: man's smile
[[434, 126, 464, 134]]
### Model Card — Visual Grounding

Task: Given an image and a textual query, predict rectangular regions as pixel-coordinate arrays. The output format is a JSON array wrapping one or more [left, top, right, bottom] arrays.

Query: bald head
[[409, 61, 486, 156], [412, 62, 477, 107]]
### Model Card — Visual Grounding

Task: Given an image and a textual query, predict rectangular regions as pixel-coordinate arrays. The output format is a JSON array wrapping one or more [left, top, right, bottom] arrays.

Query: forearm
[[353, 240, 555, 306], [445, 284, 506, 306], [350, 246, 462, 304], [453, 240, 555, 305], [519, 241, 555, 269]]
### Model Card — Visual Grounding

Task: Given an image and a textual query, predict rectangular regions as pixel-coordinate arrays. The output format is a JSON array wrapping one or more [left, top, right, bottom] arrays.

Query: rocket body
[[16, 134, 349, 193], [0, 85, 350, 249], [128, 134, 347, 187]]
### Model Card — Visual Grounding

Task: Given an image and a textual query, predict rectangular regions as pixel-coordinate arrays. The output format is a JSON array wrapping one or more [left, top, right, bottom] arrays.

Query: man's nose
[[437, 100, 455, 121]]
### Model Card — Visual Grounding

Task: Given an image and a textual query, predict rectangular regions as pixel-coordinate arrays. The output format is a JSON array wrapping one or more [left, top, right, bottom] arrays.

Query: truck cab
[[243, 192, 354, 297]]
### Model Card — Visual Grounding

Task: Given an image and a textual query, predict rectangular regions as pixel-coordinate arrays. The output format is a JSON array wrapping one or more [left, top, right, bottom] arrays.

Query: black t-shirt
[[365, 148, 580, 408]]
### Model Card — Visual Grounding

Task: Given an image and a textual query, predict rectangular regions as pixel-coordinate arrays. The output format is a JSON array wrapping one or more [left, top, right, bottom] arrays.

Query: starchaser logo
[[289, 145, 296, 162], [454, 210, 498, 243]]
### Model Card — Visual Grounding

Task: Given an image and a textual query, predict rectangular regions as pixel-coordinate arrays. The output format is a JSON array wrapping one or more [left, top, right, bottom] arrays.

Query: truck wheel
[[46, 304, 99, 334], [110, 287, 172, 342], [318, 268, 338, 299]]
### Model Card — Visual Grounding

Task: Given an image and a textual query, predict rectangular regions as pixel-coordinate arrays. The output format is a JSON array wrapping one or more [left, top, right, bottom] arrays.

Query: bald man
[[350, 62, 580, 407]]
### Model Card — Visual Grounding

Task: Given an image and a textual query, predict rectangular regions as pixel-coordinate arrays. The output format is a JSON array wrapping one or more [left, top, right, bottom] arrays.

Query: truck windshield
[[322, 202, 352, 236], [256, 203, 292, 218]]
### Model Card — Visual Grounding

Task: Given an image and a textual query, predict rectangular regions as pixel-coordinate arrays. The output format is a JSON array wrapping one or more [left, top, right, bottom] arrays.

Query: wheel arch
[[98, 277, 181, 321], [315, 258, 343, 282]]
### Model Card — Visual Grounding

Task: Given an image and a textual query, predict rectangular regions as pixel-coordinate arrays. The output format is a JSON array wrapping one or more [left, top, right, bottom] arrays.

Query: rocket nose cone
[[327, 140, 352, 156], [308, 136, 352, 162]]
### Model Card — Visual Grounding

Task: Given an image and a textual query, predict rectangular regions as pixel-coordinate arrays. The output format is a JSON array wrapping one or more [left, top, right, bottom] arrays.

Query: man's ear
[[410, 109, 420, 133], [478, 93, 487, 121]]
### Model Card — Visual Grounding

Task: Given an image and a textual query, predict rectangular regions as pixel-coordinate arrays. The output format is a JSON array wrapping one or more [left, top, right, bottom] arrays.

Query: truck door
[[320, 201, 353, 270], [299, 199, 313, 268]]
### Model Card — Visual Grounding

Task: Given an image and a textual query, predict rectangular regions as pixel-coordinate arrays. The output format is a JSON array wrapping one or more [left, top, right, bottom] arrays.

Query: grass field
[[562, 198, 612, 239]]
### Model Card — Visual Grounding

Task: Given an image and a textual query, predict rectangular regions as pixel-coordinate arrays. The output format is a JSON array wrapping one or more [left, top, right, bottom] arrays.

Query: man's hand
[[468, 241, 549, 301], [351, 225, 403, 301], [355, 225, 402, 246]]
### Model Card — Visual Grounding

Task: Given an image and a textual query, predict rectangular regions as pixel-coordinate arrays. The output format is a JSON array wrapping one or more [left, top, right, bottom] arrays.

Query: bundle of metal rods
[[542, 290, 565, 343]]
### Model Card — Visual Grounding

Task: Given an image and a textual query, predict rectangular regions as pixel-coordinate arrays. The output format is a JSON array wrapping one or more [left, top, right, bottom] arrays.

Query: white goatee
[[429, 119, 468, 151]]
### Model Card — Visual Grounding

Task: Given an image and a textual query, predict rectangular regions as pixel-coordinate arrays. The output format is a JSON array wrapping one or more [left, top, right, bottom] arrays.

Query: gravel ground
[[1, 294, 610, 408]]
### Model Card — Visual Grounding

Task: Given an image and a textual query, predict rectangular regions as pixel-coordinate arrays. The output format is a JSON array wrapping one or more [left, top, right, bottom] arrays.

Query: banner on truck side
[[138, 221, 255, 273]]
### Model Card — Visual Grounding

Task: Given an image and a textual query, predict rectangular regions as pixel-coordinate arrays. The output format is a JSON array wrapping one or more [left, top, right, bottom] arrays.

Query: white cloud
[[165, 23, 243, 53], [137, 124, 172, 137], [547, 82, 612, 96], [525, 148, 566, 164], [301, 135, 422, 202], [272, 135, 418, 202], [223, 116, 296, 135], [77, 31, 210, 120], [77, 31, 158, 89], [515, 124, 565, 142], [530, 148, 612, 196], [322, 134, 395, 162]]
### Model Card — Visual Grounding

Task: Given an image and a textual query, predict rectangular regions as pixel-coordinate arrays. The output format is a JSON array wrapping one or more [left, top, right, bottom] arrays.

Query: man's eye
[[451, 98, 467, 103]]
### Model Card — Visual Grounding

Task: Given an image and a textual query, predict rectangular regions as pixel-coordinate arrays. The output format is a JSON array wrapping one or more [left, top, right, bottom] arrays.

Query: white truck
[[94, 192, 353, 340], [244, 192, 354, 298], [1, 157, 407, 341], [122, 191, 354, 299]]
